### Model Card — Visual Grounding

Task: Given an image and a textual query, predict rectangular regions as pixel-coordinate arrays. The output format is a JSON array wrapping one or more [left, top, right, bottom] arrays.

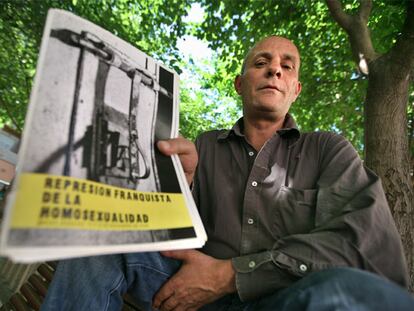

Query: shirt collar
[[217, 113, 300, 141]]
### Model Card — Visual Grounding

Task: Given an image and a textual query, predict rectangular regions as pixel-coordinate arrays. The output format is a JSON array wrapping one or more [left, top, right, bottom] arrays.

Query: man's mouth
[[258, 85, 282, 92]]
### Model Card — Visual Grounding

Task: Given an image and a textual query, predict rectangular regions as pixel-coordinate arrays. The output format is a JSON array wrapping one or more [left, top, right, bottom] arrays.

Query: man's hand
[[157, 137, 198, 185], [152, 250, 236, 311]]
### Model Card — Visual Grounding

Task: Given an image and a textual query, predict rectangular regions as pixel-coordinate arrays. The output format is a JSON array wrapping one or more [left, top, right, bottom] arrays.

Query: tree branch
[[358, 0, 372, 23], [326, 0, 378, 68], [326, 0, 353, 32]]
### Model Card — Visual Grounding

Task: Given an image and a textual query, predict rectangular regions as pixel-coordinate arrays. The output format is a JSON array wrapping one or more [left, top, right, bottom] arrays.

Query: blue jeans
[[41, 252, 414, 311]]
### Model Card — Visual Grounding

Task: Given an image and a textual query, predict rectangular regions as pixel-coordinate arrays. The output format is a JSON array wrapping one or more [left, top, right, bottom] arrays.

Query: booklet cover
[[0, 9, 206, 262]]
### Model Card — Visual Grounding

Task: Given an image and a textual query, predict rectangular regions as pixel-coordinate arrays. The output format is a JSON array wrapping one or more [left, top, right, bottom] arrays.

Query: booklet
[[0, 9, 206, 262]]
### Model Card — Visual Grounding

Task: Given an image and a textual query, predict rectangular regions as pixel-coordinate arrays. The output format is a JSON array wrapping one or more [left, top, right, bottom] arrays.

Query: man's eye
[[282, 64, 293, 71], [255, 61, 267, 67]]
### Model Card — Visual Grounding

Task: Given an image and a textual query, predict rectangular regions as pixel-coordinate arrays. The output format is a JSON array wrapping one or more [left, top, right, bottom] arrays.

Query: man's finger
[[161, 249, 195, 261], [156, 137, 195, 157], [156, 140, 172, 154], [153, 283, 175, 310], [159, 295, 180, 311], [156, 137, 198, 185]]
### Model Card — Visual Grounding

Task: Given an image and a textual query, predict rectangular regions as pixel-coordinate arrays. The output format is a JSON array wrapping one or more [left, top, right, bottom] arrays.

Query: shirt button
[[247, 218, 254, 225], [248, 151, 254, 156], [248, 261, 256, 268], [299, 264, 308, 272], [251, 181, 258, 187]]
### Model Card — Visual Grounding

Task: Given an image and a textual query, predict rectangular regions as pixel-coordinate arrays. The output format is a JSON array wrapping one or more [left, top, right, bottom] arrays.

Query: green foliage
[[0, 0, 411, 154], [0, 0, 50, 131], [0, 0, 191, 131], [179, 56, 241, 140], [196, 0, 407, 153]]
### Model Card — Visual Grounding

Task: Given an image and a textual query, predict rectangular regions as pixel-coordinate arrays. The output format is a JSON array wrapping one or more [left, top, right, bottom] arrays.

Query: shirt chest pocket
[[270, 186, 317, 237]]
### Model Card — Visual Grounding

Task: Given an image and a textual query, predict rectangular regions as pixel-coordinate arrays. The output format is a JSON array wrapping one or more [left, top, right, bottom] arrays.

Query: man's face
[[235, 36, 302, 119]]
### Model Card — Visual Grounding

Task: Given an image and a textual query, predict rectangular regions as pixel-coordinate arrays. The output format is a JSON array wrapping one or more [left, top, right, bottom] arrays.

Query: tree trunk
[[364, 55, 414, 290]]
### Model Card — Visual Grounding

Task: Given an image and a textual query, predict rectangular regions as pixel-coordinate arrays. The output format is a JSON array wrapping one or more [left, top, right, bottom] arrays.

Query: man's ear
[[296, 81, 302, 96], [234, 75, 242, 95], [291, 81, 302, 102]]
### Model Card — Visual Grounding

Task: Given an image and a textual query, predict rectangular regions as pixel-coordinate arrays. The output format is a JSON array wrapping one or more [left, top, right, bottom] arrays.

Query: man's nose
[[267, 63, 282, 78]]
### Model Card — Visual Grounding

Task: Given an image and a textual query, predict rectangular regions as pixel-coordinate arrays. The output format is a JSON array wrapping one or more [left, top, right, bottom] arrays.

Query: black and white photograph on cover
[[4, 10, 200, 254], [33, 28, 167, 192]]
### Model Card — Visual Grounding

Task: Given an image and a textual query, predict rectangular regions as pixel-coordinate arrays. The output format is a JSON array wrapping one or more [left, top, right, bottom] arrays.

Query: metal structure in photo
[[45, 29, 174, 192]]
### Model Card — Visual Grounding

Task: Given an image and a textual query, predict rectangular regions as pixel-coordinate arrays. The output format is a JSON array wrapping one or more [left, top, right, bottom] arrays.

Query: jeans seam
[[127, 263, 173, 278], [104, 273, 126, 311]]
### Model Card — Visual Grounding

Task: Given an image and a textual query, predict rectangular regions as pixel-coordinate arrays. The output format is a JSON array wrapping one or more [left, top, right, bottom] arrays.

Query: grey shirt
[[192, 115, 408, 301]]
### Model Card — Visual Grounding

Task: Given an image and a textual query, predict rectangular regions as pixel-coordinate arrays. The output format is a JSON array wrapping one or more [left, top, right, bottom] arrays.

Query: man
[[41, 36, 414, 311]]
